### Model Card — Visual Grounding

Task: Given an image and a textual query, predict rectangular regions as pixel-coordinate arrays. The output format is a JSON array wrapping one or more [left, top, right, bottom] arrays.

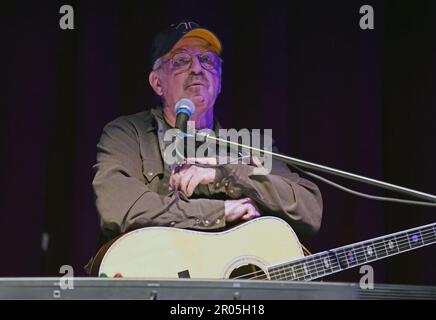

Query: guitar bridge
[[178, 270, 191, 279]]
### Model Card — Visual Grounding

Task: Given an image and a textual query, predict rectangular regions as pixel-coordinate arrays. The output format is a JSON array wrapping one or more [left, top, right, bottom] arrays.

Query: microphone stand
[[183, 131, 436, 204]]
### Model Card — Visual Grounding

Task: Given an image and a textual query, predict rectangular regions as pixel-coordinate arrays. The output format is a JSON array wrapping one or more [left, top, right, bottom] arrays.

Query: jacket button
[[203, 219, 210, 226], [148, 172, 153, 176], [215, 219, 221, 225], [170, 221, 176, 227]]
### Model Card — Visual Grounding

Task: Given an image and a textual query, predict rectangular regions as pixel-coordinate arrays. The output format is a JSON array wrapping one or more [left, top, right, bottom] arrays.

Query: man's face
[[153, 37, 222, 119]]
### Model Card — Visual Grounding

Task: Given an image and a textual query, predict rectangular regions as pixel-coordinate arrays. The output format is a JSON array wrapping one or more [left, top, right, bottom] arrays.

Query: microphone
[[174, 99, 195, 162], [174, 98, 195, 134]]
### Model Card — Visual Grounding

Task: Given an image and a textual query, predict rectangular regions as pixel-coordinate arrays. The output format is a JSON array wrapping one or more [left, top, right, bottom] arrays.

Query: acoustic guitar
[[90, 217, 436, 281]]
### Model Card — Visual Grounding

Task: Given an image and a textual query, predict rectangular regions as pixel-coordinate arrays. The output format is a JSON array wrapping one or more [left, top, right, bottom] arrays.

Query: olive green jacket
[[92, 108, 323, 240]]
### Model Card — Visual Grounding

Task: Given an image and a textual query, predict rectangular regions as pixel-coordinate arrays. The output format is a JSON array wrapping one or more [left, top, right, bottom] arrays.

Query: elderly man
[[92, 21, 323, 244]]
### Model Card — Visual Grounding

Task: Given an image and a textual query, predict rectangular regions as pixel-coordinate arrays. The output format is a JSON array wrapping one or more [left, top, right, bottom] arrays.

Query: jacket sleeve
[[92, 117, 225, 239], [208, 149, 323, 236]]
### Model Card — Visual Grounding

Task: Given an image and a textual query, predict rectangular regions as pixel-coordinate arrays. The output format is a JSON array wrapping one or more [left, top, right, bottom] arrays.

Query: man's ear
[[149, 71, 163, 96]]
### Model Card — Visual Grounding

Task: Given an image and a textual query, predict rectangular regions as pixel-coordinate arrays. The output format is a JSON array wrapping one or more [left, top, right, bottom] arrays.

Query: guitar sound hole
[[229, 264, 267, 280]]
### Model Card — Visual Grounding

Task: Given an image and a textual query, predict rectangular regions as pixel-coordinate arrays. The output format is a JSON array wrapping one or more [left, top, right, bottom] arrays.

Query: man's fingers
[[242, 211, 259, 221], [242, 204, 255, 220], [169, 164, 191, 191], [225, 198, 260, 222], [169, 170, 179, 191], [242, 202, 260, 220], [186, 174, 203, 197], [169, 164, 214, 195], [179, 168, 195, 194]]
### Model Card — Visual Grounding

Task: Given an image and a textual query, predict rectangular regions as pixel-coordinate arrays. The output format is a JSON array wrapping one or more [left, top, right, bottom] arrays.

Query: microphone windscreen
[[175, 98, 195, 117]]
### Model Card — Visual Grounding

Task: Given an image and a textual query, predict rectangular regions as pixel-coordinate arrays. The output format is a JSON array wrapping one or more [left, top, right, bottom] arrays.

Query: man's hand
[[224, 198, 261, 222], [169, 158, 217, 197]]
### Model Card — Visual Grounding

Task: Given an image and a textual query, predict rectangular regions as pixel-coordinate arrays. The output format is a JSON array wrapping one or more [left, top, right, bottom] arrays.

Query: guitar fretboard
[[268, 222, 436, 281]]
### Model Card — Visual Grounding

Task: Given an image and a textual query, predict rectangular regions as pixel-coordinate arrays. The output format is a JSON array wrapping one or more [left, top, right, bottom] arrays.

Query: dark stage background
[[1, 0, 435, 285]]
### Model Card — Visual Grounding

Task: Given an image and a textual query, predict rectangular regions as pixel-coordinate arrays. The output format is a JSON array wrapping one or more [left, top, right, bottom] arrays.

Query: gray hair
[[152, 57, 163, 72]]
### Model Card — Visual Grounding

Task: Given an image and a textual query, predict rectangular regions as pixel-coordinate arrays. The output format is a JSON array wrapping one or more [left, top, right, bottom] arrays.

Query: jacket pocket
[[142, 158, 164, 183]]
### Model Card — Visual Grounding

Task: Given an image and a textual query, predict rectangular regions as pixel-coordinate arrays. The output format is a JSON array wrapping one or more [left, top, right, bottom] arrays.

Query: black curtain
[[1, 0, 435, 285]]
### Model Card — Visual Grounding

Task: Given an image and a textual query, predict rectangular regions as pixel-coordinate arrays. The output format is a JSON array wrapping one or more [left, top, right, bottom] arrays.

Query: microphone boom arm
[[188, 132, 436, 204]]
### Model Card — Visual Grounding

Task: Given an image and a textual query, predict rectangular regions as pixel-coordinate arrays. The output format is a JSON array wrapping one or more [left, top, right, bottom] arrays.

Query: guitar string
[[246, 230, 436, 281], [269, 227, 436, 281], [272, 223, 436, 274], [263, 228, 436, 281], [231, 228, 436, 281], [242, 228, 436, 281], [292, 229, 436, 281], [263, 229, 436, 281]]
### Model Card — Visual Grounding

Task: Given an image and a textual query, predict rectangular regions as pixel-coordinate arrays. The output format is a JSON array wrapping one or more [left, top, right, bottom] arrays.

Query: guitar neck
[[268, 222, 436, 281]]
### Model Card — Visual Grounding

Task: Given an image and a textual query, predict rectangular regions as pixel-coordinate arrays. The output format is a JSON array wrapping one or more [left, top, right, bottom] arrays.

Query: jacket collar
[[149, 106, 222, 133]]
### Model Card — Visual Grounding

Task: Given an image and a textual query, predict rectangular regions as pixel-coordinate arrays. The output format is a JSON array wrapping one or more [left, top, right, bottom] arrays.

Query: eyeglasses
[[159, 50, 222, 72]]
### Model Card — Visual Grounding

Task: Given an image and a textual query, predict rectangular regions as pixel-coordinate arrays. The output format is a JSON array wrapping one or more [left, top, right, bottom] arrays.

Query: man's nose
[[189, 55, 203, 73]]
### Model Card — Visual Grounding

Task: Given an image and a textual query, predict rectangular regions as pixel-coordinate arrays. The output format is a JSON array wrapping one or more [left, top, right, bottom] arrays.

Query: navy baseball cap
[[150, 21, 222, 69]]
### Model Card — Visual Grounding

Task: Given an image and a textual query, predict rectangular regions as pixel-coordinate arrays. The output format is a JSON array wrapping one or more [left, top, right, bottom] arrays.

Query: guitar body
[[93, 217, 304, 279]]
